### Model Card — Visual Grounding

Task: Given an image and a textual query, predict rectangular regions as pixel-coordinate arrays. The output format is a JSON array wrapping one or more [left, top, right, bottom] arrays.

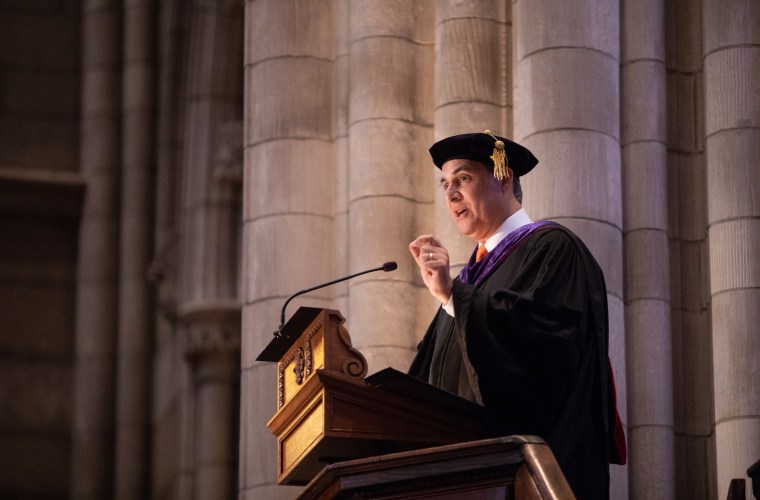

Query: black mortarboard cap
[[429, 131, 539, 178]]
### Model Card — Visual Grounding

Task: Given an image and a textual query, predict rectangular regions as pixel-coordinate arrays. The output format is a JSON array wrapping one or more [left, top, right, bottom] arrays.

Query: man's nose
[[445, 185, 460, 201]]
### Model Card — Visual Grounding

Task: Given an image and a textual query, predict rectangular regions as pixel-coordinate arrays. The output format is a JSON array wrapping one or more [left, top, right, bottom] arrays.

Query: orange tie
[[475, 245, 488, 262]]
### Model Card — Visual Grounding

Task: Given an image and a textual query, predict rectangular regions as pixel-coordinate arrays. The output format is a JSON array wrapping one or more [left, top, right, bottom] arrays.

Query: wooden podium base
[[298, 435, 576, 500]]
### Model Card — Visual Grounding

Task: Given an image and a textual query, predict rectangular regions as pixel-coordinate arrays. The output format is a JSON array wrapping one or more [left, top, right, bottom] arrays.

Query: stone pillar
[[704, 1, 760, 498], [178, 1, 243, 498], [114, 1, 156, 498], [241, 1, 335, 498], [667, 0, 713, 498], [621, 0, 674, 499], [183, 307, 240, 500], [178, 0, 242, 308], [433, 0, 509, 274], [345, 0, 434, 370], [149, 3, 191, 497], [71, 1, 121, 498], [513, 0, 626, 497]]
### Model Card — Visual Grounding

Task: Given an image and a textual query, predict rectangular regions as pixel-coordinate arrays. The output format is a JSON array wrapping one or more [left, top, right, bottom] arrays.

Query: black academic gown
[[409, 224, 617, 500]]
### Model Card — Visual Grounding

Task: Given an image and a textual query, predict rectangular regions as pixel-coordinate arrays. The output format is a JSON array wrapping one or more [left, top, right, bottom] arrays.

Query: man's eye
[[459, 175, 470, 183]]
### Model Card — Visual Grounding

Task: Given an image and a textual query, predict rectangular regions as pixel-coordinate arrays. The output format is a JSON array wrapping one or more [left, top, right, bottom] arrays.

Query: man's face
[[440, 159, 510, 243]]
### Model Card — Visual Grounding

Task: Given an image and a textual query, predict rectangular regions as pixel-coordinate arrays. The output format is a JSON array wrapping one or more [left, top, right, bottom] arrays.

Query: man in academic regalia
[[408, 132, 626, 500]]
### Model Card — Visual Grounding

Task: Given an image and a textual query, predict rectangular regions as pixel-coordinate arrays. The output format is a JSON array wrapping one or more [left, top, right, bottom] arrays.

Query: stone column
[[667, 0, 713, 498], [178, 1, 243, 498], [178, 0, 242, 308], [704, 1, 760, 498], [71, 1, 121, 498], [241, 1, 335, 498], [621, 0, 674, 498], [513, 1, 626, 498], [345, 0, 434, 370], [178, 0, 243, 499], [114, 1, 156, 498], [183, 307, 240, 500], [149, 3, 191, 497], [433, 0, 509, 274]]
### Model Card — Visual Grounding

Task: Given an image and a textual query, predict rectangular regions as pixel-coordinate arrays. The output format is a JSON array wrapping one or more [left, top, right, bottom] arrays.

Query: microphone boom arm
[[276, 261, 397, 336]]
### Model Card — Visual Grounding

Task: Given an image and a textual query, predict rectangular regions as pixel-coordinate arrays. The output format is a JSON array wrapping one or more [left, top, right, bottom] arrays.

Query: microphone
[[275, 261, 398, 337]]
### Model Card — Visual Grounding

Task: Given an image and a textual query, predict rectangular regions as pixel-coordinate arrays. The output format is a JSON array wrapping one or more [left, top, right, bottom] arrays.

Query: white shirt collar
[[482, 208, 533, 252]]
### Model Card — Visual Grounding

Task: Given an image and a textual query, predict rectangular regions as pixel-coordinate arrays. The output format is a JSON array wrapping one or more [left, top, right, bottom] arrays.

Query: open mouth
[[454, 208, 468, 218]]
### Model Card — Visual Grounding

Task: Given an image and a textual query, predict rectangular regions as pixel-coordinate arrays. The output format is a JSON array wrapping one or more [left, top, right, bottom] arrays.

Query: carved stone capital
[[179, 301, 241, 362]]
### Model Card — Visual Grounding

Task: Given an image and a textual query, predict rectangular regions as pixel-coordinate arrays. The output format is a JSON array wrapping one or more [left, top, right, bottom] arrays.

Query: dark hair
[[513, 176, 522, 203]]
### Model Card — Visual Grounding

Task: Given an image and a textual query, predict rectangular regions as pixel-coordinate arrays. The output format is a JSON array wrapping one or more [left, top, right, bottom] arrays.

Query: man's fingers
[[409, 234, 434, 257], [411, 235, 436, 248], [410, 235, 445, 262], [410, 234, 453, 303]]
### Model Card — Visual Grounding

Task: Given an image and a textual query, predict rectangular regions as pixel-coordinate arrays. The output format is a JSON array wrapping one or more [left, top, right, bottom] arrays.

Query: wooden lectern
[[257, 307, 493, 485], [257, 307, 575, 499]]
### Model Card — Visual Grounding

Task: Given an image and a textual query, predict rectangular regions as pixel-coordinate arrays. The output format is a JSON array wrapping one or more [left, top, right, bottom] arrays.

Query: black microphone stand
[[274, 261, 397, 338]]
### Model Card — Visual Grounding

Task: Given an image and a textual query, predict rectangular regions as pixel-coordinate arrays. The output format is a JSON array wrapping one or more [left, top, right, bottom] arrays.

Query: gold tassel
[[484, 130, 508, 180], [491, 139, 507, 180]]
